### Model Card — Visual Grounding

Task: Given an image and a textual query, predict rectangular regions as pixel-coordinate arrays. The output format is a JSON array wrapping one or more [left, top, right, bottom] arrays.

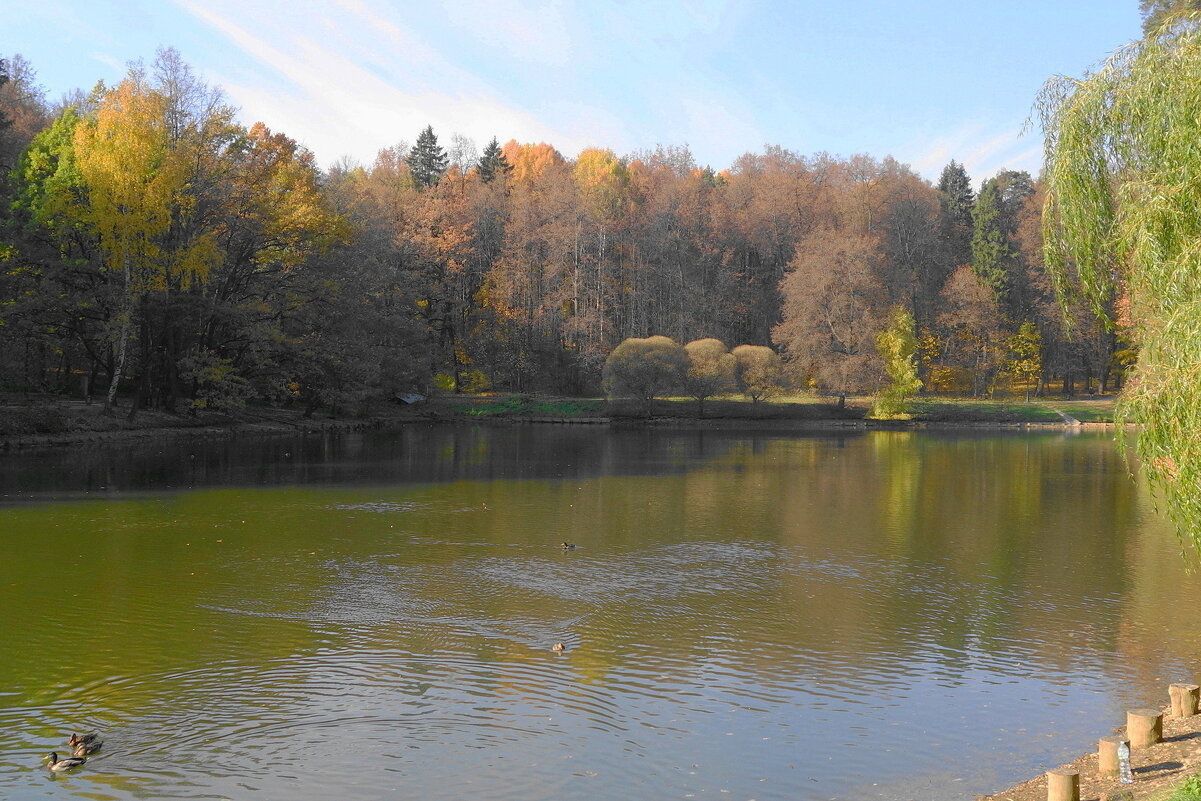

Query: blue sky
[[6, 1, 1140, 183]]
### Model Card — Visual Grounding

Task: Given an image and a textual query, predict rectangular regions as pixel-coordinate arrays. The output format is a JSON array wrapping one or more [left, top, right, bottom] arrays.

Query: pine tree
[[993, 169, 1034, 225], [477, 136, 511, 183], [936, 160, 973, 268], [971, 178, 1011, 300], [407, 125, 447, 189]]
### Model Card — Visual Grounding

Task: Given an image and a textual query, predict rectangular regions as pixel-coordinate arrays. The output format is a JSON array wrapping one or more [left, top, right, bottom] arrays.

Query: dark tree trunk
[[126, 314, 152, 422]]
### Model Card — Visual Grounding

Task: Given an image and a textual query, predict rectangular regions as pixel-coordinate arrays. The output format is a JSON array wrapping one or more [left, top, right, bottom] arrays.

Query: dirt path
[[1053, 407, 1085, 426]]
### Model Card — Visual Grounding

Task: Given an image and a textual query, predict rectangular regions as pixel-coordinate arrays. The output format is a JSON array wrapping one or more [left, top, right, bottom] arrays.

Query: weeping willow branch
[[1039, 11, 1201, 546]]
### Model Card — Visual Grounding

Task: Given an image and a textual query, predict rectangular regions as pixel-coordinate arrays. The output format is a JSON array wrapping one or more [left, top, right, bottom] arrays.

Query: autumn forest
[[0, 50, 1120, 417]]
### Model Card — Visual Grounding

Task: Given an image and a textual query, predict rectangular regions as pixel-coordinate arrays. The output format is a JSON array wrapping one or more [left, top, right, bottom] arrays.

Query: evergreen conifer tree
[[477, 136, 511, 183], [993, 169, 1035, 225], [971, 178, 1012, 299], [936, 160, 974, 267], [407, 125, 448, 189]]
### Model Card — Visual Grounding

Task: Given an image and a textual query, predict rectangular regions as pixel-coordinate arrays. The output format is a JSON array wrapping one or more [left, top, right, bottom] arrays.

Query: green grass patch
[[442, 394, 603, 418], [457, 396, 526, 416], [438, 392, 1116, 423], [909, 396, 1116, 423], [910, 399, 1062, 423], [0, 405, 73, 435], [1157, 775, 1201, 801], [527, 398, 603, 416], [606, 394, 863, 420], [1054, 399, 1117, 422]]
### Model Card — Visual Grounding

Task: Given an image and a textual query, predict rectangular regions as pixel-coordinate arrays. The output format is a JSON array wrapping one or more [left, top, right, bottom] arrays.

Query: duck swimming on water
[[72, 739, 102, 757], [561, 542, 577, 550], [44, 752, 86, 772], [67, 733, 99, 748]]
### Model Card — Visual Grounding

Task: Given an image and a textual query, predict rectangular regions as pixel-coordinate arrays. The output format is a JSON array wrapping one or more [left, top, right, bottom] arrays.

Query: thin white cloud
[[960, 132, 1043, 184], [906, 121, 988, 175], [679, 96, 765, 168], [170, 0, 1044, 180], [443, 0, 574, 66], [962, 130, 1023, 171], [172, 0, 608, 165], [16, 0, 104, 46], [88, 51, 124, 75], [902, 119, 1042, 184], [544, 99, 633, 157], [983, 144, 1044, 179]]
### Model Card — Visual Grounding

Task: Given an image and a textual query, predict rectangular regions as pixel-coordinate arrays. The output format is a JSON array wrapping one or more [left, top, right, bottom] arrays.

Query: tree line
[[0, 49, 1123, 418]]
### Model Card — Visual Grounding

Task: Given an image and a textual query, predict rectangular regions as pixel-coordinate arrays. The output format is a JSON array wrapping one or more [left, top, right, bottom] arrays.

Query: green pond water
[[0, 424, 1198, 801]]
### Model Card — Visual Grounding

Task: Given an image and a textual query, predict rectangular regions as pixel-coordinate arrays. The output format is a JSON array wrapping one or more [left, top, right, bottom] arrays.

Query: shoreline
[[0, 392, 1123, 451], [0, 408, 1130, 452], [0, 413, 407, 451], [609, 417, 1123, 431], [984, 692, 1201, 801]]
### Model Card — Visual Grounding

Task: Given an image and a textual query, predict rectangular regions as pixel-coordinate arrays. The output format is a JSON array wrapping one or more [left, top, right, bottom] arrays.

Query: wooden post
[[1126, 708, 1163, 748], [1169, 683, 1200, 717], [1046, 769, 1079, 801], [1098, 735, 1129, 777]]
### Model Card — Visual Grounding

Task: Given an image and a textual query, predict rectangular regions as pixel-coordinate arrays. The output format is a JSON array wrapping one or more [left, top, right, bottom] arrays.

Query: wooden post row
[[1097, 735, 1129, 777], [1169, 683, 1200, 717], [1126, 708, 1162, 748], [1046, 769, 1079, 801]]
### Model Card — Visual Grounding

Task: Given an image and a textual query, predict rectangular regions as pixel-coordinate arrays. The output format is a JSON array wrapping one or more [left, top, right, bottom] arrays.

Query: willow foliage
[[1040, 11, 1201, 543]]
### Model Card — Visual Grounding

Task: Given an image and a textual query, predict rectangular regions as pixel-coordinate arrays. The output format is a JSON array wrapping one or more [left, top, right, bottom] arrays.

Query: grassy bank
[[908, 396, 1116, 423], [1160, 777, 1201, 801], [434, 392, 1117, 423]]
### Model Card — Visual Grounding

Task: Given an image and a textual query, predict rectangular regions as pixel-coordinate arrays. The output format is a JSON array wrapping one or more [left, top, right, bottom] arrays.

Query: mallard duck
[[72, 739, 102, 757], [44, 752, 87, 771], [67, 733, 99, 748], [561, 542, 577, 550], [551, 642, 566, 652]]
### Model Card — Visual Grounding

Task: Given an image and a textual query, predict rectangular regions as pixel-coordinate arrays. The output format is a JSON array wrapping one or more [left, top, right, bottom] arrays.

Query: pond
[[0, 424, 1197, 801]]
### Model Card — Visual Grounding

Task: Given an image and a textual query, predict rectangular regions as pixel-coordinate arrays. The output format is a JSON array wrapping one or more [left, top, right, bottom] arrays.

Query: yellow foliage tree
[[501, 141, 566, 184], [573, 147, 629, 218], [602, 335, 687, 414], [732, 345, 785, 402], [682, 338, 735, 416], [73, 73, 204, 410], [69, 52, 343, 415]]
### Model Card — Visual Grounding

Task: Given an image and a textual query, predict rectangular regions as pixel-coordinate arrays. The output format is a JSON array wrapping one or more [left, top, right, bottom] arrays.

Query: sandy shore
[[983, 696, 1201, 801]]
